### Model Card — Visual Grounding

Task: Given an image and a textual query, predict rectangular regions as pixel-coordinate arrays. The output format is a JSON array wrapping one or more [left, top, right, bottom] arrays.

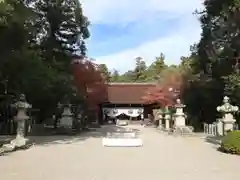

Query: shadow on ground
[[204, 135, 222, 145], [0, 125, 141, 147]]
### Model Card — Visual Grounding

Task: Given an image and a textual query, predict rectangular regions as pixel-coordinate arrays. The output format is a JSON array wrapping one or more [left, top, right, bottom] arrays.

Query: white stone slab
[[116, 120, 128, 126], [102, 138, 143, 147], [107, 132, 136, 138]]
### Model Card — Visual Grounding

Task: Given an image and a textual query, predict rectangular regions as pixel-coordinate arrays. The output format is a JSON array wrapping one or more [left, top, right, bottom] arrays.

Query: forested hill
[[97, 53, 185, 83]]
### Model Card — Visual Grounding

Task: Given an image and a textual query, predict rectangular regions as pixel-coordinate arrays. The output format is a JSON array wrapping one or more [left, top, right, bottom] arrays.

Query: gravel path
[[0, 125, 240, 180]]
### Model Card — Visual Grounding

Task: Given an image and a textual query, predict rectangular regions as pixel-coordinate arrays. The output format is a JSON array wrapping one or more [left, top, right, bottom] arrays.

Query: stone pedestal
[[76, 111, 83, 129], [159, 115, 163, 128], [157, 109, 164, 129], [10, 136, 28, 148], [174, 99, 186, 127], [12, 119, 28, 147], [165, 114, 171, 130], [164, 107, 171, 130], [60, 105, 73, 128], [223, 113, 236, 132], [174, 110, 186, 127]]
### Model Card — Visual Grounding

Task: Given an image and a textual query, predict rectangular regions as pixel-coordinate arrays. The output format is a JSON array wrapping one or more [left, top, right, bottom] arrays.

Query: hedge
[[219, 130, 240, 155]]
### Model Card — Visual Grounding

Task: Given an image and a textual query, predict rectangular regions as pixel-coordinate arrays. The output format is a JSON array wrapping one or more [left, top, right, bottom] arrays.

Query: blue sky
[[81, 0, 203, 73]]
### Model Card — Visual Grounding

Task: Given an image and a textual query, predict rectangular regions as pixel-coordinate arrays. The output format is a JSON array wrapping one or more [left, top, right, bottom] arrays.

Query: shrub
[[220, 130, 240, 155]]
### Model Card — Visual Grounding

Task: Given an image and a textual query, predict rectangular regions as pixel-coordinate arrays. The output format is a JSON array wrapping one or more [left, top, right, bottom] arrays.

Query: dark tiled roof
[[105, 83, 156, 104]]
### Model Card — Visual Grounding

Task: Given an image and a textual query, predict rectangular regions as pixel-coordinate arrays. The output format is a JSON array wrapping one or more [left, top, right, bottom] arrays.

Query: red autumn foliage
[[141, 86, 175, 106], [141, 69, 183, 107], [71, 58, 108, 111]]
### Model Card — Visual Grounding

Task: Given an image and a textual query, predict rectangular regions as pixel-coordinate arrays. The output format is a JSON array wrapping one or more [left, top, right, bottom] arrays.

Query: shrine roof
[[105, 83, 156, 104]]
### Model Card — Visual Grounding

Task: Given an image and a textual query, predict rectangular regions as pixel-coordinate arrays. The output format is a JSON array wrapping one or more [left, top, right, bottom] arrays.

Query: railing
[[203, 123, 218, 136], [203, 122, 239, 136]]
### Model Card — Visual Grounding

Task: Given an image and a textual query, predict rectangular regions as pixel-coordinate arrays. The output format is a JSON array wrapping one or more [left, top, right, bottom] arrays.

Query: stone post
[[153, 109, 159, 127], [54, 102, 62, 129], [158, 109, 164, 130], [173, 99, 186, 127], [164, 107, 171, 130], [140, 113, 144, 125], [75, 106, 83, 131], [217, 96, 239, 135], [216, 118, 223, 136]]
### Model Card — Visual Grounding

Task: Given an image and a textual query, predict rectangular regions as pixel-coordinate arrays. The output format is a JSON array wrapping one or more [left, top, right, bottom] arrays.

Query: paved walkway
[[0, 125, 240, 180]]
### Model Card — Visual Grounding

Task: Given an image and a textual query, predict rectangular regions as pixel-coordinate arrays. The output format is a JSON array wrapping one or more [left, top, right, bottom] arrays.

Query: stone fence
[[203, 123, 218, 136], [204, 122, 239, 136]]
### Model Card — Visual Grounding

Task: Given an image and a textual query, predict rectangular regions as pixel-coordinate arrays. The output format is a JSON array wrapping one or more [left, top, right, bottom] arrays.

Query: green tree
[[98, 64, 111, 82], [110, 69, 120, 82], [0, 0, 90, 123], [119, 70, 136, 82], [145, 53, 167, 81], [133, 57, 147, 82], [182, 0, 240, 128]]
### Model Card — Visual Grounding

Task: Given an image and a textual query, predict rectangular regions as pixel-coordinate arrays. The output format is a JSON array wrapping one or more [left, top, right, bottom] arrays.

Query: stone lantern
[[164, 107, 171, 130], [60, 103, 74, 128], [217, 96, 239, 134], [173, 99, 186, 127], [13, 94, 32, 146], [3, 94, 32, 150], [0, 94, 32, 154]]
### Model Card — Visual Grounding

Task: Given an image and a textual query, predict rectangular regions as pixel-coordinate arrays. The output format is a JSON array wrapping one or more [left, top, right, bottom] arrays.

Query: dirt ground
[[0, 125, 240, 180]]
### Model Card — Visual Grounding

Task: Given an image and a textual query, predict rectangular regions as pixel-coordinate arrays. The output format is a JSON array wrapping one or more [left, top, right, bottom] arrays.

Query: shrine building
[[98, 83, 158, 123]]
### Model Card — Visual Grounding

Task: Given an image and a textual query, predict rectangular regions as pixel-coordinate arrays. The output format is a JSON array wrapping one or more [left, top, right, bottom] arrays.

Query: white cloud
[[94, 16, 201, 73], [81, 0, 204, 25], [80, 0, 204, 73]]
